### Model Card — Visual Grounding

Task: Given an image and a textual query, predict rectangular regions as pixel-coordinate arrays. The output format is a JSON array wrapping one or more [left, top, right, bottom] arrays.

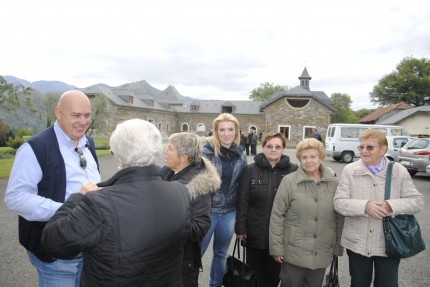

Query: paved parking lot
[[1, 149, 429, 286]]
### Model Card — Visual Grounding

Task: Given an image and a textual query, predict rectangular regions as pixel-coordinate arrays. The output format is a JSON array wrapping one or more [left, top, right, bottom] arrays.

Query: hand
[[272, 256, 284, 263], [79, 182, 100, 195], [365, 201, 389, 220], [236, 234, 247, 240], [326, 166, 336, 177]]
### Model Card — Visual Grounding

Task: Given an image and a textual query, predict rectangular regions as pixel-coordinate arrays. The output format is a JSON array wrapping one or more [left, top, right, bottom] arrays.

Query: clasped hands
[[365, 201, 393, 220]]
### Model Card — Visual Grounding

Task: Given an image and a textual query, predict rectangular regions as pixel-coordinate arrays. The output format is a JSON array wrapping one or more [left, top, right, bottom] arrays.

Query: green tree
[[330, 93, 358, 123], [88, 94, 110, 136], [249, 82, 287, 101], [354, 108, 375, 121], [44, 92, 61, 127], [0, 118, 13, 146], [370, 56, 430, 106], [0, 76, 33, 113]]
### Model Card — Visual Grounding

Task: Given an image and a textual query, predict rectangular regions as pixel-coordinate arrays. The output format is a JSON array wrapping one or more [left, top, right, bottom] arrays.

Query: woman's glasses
[[265, 144, 283, 150], [357, 145, 380, 151], [74, 147, 87, 169]]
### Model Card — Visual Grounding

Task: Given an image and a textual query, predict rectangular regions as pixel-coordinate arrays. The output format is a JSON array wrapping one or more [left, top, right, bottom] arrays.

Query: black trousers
[[247, 247, 281, 287], [182, 267, 199, 287], [245, 144, 250, 155], [347, 249, 400, 287]]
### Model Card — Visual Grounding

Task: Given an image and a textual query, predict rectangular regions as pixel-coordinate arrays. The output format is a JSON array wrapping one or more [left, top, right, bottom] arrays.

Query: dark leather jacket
[[235, 153, 298, 249], [42, 165, 190, 287], [202, 142, 247, 213]]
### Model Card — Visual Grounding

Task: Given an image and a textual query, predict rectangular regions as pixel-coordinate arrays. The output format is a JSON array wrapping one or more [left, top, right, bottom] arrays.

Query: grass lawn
[[0, 138, 111, 179]]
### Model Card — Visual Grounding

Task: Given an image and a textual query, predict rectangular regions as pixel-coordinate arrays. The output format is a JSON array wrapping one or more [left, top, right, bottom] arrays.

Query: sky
[[1, 0, 429, 110]]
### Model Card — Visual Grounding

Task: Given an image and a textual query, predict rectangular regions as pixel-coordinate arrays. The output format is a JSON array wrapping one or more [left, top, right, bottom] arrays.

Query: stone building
[[81, 67, 335, 147]]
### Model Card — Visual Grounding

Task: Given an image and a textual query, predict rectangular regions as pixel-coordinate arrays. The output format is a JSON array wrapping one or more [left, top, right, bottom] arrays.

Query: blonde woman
[[201, 113, 247, 287]]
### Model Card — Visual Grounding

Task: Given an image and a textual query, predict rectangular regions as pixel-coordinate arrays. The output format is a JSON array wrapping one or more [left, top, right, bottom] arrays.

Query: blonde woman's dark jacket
[[202, 142, 247, 213], [269, 165, 344, 270]]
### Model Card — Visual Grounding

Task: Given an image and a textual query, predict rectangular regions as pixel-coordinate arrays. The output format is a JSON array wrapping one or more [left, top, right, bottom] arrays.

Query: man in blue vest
[[5, 90, 101, 287]]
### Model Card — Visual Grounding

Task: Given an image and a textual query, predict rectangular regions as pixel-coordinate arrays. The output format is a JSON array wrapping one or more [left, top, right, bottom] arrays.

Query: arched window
[[181, 123, 189, 132], [197, 123, 205, 132]]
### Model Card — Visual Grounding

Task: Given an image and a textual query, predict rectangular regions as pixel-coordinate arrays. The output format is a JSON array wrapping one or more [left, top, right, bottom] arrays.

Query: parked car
[[398, 138, 430, 176], [385, 136, 410, 161]]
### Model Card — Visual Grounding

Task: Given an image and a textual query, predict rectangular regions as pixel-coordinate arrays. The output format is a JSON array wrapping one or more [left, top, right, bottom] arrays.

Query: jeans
[[201, 211, 236, 287], [28, 251, 83, 287]]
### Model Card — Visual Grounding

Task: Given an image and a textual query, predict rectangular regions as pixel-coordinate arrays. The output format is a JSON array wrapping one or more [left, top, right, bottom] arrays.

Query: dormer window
[[221, 106, 233, 113]]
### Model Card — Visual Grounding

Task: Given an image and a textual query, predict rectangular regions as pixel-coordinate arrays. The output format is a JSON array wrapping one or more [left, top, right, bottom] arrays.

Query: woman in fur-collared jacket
[[162, 132, 221, 287]]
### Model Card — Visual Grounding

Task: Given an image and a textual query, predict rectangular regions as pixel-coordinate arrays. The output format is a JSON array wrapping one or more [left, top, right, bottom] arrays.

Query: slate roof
[[81, 85, 263, 114], [377, 105, 430, 125], [259, 86, 334, 111]]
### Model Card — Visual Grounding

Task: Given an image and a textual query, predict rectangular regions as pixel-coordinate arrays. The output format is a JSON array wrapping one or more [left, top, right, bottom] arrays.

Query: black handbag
[[222, 239, 257, 287], [323, 256, 339, 287], [382, 162, 426, 258]]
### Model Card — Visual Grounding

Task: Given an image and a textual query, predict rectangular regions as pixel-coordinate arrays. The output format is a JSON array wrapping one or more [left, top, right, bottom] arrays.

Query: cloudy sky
[[2, 0, 429, 110]]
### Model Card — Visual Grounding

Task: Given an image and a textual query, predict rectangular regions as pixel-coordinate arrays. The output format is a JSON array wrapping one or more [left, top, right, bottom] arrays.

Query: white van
[[325, 124, 410, 163]]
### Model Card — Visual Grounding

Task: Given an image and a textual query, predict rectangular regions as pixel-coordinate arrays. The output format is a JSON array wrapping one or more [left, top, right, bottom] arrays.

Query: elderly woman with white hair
[[41, 119, 191, 287]]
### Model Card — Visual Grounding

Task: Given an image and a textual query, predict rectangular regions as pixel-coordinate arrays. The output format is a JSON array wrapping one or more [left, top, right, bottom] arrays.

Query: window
[[221, 106, 233, 113], [278, 125, 291, 140], [197, 123, 205, 132], [303, 126, 315, 139], [181, 123, 189, 132], [285, 98, 310, 109]]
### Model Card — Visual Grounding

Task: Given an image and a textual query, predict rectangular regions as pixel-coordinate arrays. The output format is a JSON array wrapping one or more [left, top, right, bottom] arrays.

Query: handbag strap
[[384, 161, 394, 200], [232, 239, 241, 259]]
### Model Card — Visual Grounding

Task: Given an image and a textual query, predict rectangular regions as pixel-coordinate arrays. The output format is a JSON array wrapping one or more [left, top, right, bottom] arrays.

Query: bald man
[[5, 90, 101, 287]]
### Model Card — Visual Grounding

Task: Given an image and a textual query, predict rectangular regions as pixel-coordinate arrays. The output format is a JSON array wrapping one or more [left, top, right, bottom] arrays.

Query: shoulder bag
[[383, 161, 426, 258], [222, 239, 257, 287]]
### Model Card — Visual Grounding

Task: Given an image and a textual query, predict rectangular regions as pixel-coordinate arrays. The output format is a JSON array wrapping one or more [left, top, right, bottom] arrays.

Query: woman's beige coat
[[333, 158, 424, 257], [269, 165, 344, 270]]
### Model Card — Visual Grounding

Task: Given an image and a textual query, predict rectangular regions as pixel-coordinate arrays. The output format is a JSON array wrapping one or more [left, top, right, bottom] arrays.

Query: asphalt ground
[[1, 149, 429, 286]]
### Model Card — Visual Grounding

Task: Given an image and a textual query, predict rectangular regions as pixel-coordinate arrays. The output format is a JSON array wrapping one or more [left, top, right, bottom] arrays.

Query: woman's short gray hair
[[110, 119, 162, 168], [168, 132, 202, 166]]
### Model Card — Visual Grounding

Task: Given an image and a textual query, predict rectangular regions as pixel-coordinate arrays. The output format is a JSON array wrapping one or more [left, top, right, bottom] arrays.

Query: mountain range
[[3, 75, 168, 96]]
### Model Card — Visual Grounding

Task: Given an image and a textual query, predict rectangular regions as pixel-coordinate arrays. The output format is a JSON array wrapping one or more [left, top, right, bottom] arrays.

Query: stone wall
[[94, 96, 331, 147], [262, 97, 332, 147]]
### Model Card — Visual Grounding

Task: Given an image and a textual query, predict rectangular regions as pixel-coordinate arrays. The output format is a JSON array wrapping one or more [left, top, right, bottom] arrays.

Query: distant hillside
[[1, 75, 193, 130], [3, 76, 77, 94]]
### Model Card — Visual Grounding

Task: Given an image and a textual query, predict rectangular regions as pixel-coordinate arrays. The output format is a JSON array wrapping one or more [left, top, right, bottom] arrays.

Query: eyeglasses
[[357, 145, 380, 151], [74, 146, 87, 169], [265, 144, 283, 150]]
